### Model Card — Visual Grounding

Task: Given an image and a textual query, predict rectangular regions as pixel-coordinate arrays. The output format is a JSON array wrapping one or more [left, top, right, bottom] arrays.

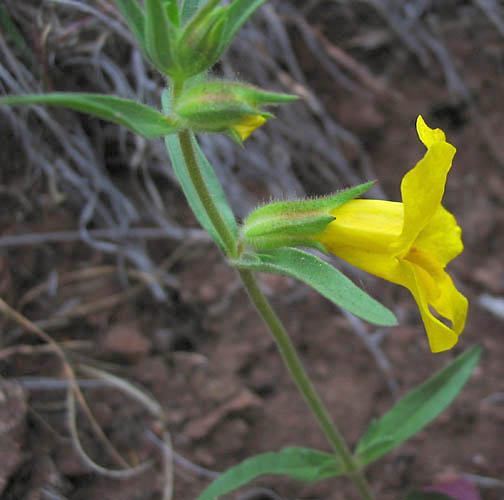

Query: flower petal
[[414, 204, 464, 268], [416, 114, 446, 148], [397, 118, 456, 253], [398, 259, 467, 353], [232, 114, 267, 141], [319, 237, 467, 352], [322, 199, 403, 253], [322, 245, 401, 281], [428, 270, 468, 338]]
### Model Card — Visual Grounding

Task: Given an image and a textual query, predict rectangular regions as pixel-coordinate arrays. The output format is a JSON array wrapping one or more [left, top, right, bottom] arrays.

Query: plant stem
[[176, 130, 374, 500], [177, 129, 238, 257], [238, 268, 374, 500]]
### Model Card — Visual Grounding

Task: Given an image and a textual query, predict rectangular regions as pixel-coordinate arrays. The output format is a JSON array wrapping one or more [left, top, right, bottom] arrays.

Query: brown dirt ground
[[1, 2, 504, 500]]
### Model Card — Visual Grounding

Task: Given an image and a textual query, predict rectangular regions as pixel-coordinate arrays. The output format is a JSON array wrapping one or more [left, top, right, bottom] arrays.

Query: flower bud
[[175, 81, 298, 141], [176, 0, 228, 77]]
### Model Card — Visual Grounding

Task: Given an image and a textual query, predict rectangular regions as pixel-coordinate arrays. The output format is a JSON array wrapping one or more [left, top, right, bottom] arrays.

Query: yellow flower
[[316, 116, 467, 352], [232, 114, 267, 141]]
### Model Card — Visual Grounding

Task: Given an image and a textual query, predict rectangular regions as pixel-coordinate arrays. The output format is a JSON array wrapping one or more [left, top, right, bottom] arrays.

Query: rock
[[102, 322, 151, 360], [184, 388, 263, 440], [0, 380, 27, 496]]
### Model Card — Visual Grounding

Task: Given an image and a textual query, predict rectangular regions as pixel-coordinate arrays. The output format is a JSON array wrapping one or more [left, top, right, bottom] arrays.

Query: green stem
[[177, 129, 238, 257], [176, 129, 374, 500], [238, 268, 374, 500]]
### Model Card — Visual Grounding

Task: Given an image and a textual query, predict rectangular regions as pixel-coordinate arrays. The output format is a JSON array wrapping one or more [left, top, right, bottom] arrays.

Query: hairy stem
[[177, 129, 238, 257], [175, 128, 374, 500]]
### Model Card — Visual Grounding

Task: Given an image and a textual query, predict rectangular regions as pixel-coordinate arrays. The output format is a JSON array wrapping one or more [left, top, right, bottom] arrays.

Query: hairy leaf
[[0, 93, 180, 138]]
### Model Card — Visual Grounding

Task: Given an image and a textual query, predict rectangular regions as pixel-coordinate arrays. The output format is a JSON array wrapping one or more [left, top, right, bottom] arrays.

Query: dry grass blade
[[474, 0, 504, 37], [79, 364, 164, 417], [76, 365, 174, 496], [66, 389, 154, 478], [0, 297, 144, 475]]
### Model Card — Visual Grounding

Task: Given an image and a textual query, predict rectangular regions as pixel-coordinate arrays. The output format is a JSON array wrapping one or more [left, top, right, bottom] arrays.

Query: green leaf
[[165, 0, 181, 27], [196, 447, 343, 500], [0, 93, 180, 138], [145, 0, 177, 73], [182, 0, 268, 62], [181, 0, 269, 70], [356, 346, 482, 465], [222, 0, 268, 48], [232, 247, 397, 326], [112, 0, 148, 54], [180, 0, 206, 25]]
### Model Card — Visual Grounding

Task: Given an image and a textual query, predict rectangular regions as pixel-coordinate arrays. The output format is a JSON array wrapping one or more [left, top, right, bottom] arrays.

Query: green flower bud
[[175, 81, 298, 141], [176, 0, 228, 77], [242, 182, 376, 251]]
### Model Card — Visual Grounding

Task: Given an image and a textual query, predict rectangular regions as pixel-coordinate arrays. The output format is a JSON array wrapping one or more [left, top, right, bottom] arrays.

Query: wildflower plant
[[0, 1, 481, 499]]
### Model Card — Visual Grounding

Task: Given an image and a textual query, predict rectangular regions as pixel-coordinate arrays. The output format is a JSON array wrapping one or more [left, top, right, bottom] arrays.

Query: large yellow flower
[[316, 116, 467, 352]]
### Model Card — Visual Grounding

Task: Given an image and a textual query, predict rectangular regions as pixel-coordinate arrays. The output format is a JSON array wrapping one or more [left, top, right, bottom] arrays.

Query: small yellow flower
[[232, 114, 267, 141], [316, 116, 467, 352]]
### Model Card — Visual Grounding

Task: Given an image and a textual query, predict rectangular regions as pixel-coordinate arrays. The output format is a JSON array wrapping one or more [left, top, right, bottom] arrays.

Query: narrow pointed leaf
[[232, 247, 397, 326], [145, 0, 176, 71], [180, 0, 206, 25], [165, 0, 181, 27], [0, 93, 180, 138], [225, 0, 268, 39], [112, 0, 147, 54], [196, 447, 343, 500], [221, 0, 268, 48], [356, 346, 482, 465]]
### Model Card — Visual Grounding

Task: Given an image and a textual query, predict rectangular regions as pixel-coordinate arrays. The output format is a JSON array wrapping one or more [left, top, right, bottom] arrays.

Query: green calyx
[[174, 81, 298, 139], [242, 182, 376, 251]]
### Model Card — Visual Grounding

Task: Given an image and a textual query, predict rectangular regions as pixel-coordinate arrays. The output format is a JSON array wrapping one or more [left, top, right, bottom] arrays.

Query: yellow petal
[[315, 241, 402, 285], [414, 205, 464, 268], [416, 115, 446, 148], [397, 255, 467, 352], [397, 123, 456, 253], [232, 115, 267, 141], [321, 199, 403, 253], [318, 241, 466, 352], [429, 272, 468, 338]]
